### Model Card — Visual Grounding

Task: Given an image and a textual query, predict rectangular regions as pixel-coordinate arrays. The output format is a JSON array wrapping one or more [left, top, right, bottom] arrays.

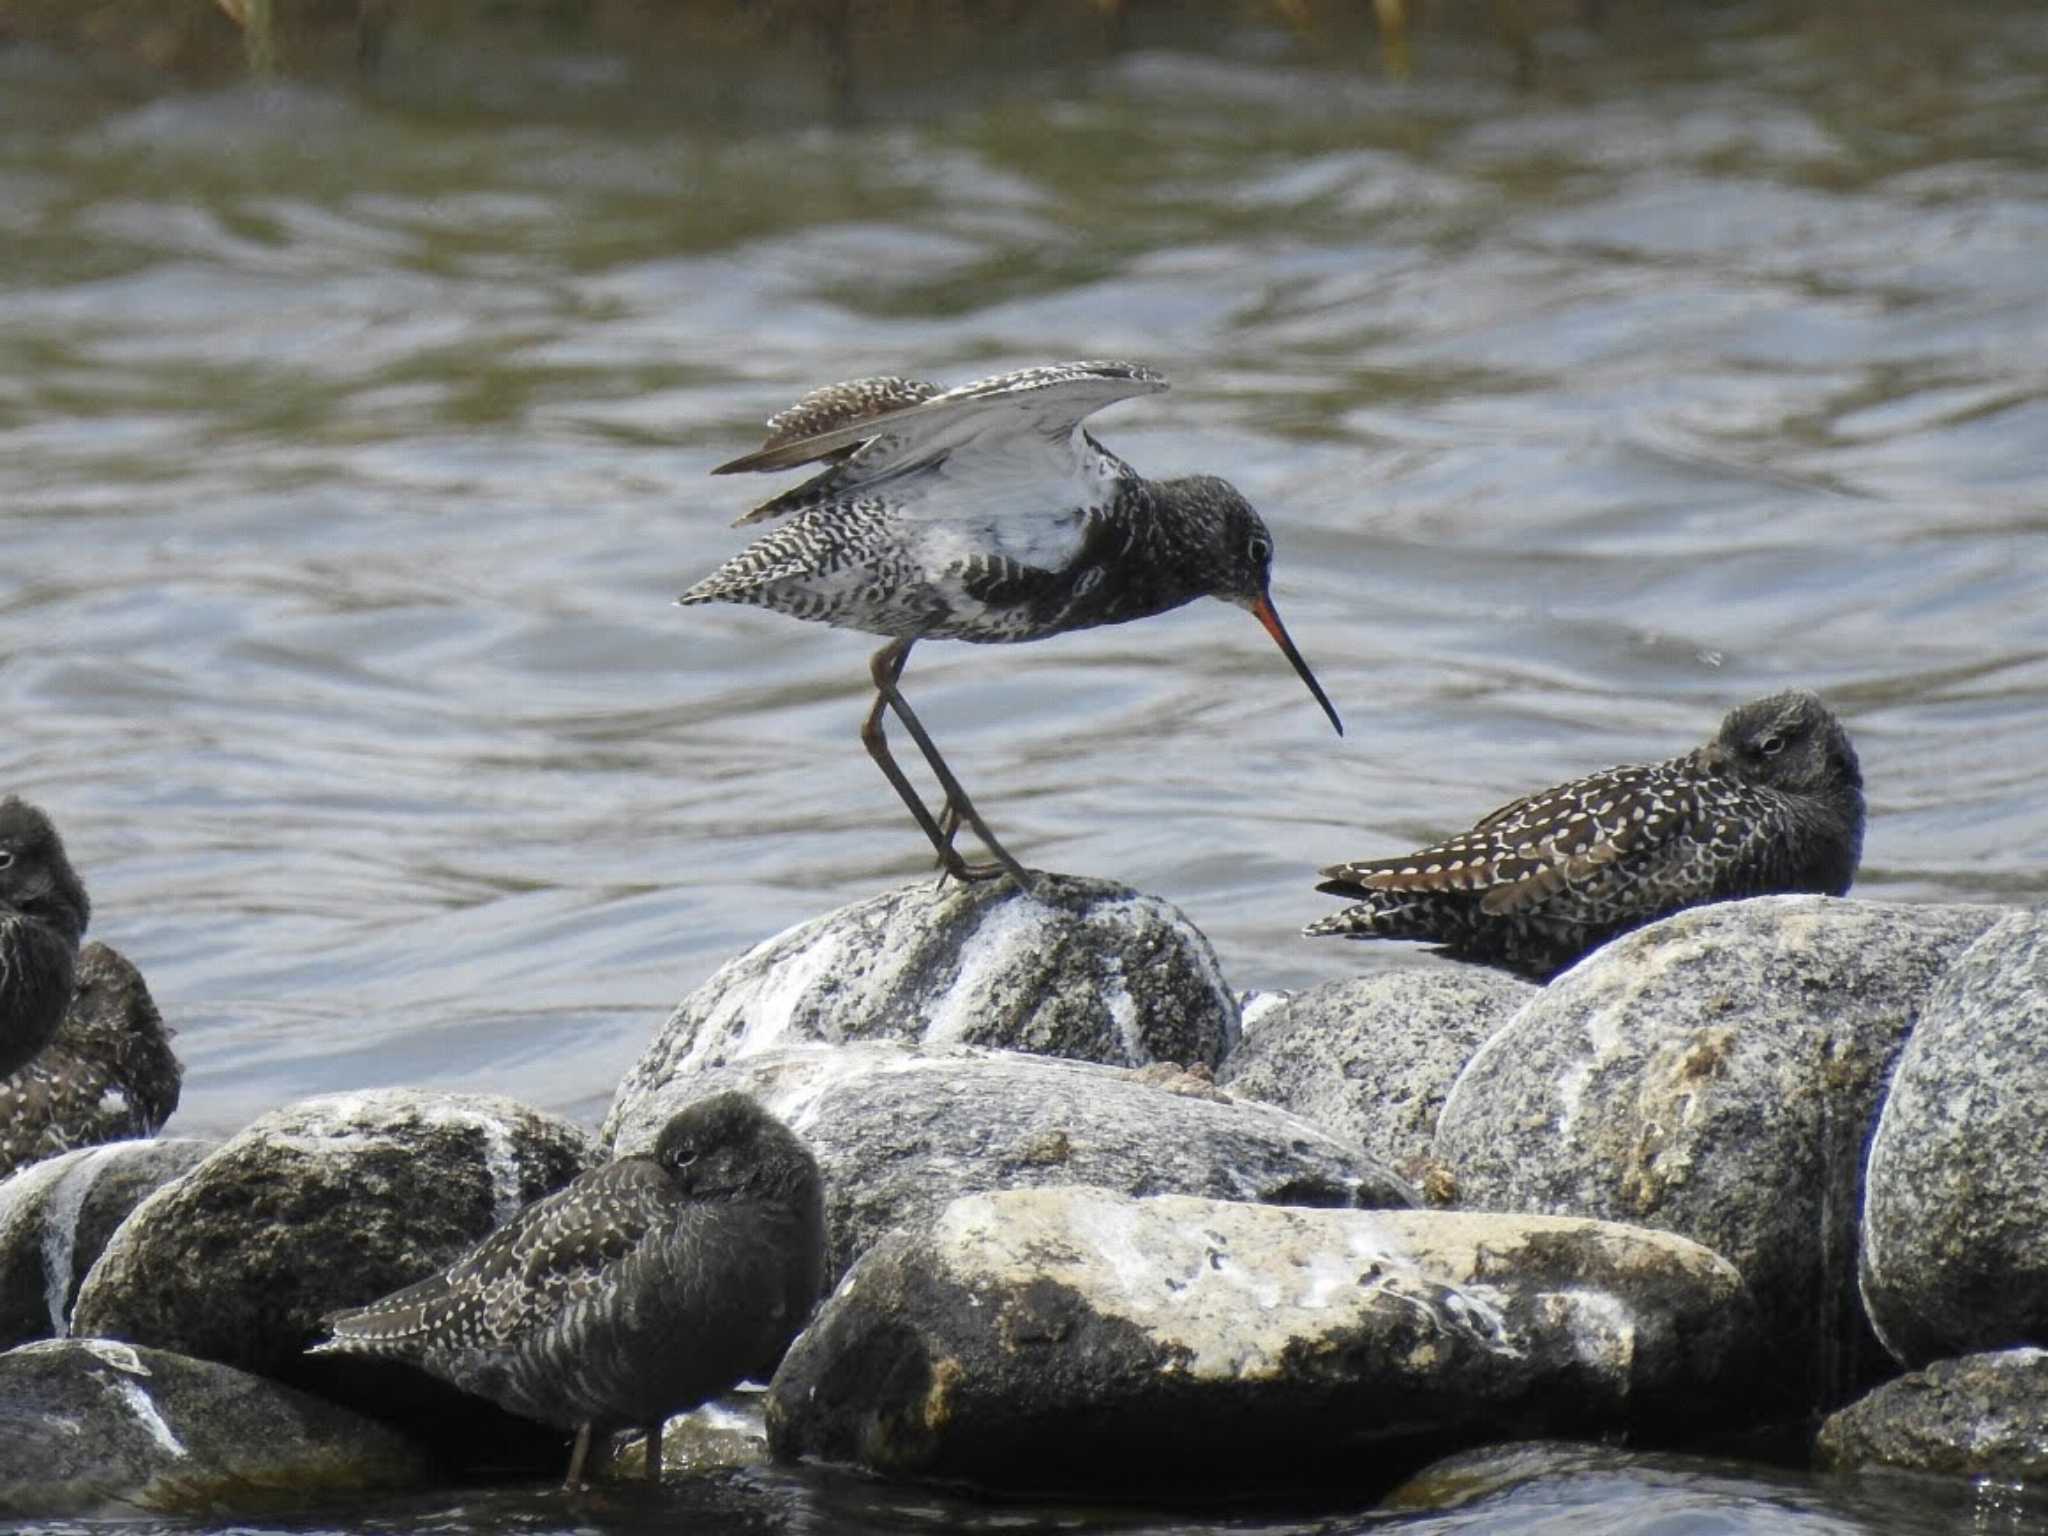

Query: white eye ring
[[1247, 535, 1272, 564], [0, 850, 14, 870], [1759, 734, 1787, 756]]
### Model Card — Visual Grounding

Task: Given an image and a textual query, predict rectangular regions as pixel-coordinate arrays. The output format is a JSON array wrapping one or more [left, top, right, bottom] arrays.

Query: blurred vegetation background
[[0, 0, 1588, 102]]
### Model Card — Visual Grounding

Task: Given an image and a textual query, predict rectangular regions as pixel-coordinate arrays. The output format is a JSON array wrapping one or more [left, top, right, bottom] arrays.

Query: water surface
[[2, 5, 2046, 1528]]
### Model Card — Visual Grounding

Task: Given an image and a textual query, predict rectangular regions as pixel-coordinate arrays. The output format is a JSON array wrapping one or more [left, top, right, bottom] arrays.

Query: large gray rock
[[0, 1337, 427, 1516], [0, 943, 182, 1179], [0, 1138, 214, 1351], [70, 1089, 596, 1463], [607, 1043, 1415, 1283], [612, 876, 1238, 1121], [767, 1188, 1752, 1494], [1815, 1348, 2048, 1479], [1860, 911, 2048, 1366], [1219, 969, 1536, 1190], [1434, 897, 2006, 1409]]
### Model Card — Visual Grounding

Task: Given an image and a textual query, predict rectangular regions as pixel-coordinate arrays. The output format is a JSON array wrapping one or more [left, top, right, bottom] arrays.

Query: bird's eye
[[1758, 733, 1787, 756], [0, 851, 13, 870], [672, 1144, 697, 1167], [1246, 534, 1272, 567]]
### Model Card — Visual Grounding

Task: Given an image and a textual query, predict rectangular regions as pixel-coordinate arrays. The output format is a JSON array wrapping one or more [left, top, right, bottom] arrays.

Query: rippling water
[[3, 3, 2047, 1529]]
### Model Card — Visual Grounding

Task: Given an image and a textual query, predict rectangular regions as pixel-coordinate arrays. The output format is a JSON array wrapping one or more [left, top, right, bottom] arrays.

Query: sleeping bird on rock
[[1306, 690, 1865, 980], [310, 1091, 825, 1487]]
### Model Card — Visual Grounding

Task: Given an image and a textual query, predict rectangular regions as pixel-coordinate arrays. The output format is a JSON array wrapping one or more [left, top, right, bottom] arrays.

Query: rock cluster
[[4, 875, 2037, 1516]]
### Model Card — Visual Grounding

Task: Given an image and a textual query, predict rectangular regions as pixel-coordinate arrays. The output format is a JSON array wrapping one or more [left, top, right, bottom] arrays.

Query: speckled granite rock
[[1860, 911, 2048, 1367], [1219, 969, 1535, 1189], [1434, 896, 2006, 1410], [612, 875, 1238, 1115], [608, 1042, 1413, 1282], [0, 943, 181, 1179], [1816, 1348, 2048, 1479], [0, 1337, 427, 1516], [767, 1188, 1752, 1494], [0, 1138, 213, 1351], [70, 1090, 597, 1466]]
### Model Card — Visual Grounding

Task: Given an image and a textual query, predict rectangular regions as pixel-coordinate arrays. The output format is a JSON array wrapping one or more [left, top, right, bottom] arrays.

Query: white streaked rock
[[766, 1188, 1752, 1495], [0, 1338, 427, 1516], [607, 874, 1237, 1117]]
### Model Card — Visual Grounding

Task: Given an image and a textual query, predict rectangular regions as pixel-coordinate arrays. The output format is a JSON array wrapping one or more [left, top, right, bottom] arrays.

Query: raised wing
[[714, 360, 1167, 525], [315, 1157, 679, 1355], [1317, 758, 1705, 922]]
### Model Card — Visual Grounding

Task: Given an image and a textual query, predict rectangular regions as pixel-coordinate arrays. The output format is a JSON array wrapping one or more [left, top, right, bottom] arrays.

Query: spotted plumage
[[0, 797, 91, 1080], [310, 1091, 825, 1487], [1306, 691, 1866, 980], [680, 360, 1343, 891]]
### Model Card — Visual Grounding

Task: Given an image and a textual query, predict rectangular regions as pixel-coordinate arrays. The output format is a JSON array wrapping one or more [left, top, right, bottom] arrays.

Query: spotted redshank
[[1306, 690, 1865, 979], [0, 796, 91, 1080], [678, 360, 1343, 892], [310, 1091, 825, 1488]]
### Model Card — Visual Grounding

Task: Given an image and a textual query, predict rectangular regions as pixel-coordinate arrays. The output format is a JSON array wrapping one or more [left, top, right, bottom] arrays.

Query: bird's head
[[654, 1091, 821, 1205], [1711, 691, 1862, 798], [1163, 476, 1344, 738], [0, 796, 90, 944]]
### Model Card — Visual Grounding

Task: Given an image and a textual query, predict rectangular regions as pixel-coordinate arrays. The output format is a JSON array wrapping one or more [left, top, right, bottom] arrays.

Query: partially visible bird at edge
[[678, 360, 1344, 894], [309, 1091, 826, 1489], [0, 795, 92, 1080], [1306, 690, 1865, 981]]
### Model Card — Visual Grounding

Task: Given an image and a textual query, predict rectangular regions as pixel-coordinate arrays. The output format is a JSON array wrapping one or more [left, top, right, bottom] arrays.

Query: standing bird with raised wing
[[678, 361, 1344, 893], [1306, 690, 1865, 980], [310, 1091, 825, 1488], [0, 796, 92, 1080]]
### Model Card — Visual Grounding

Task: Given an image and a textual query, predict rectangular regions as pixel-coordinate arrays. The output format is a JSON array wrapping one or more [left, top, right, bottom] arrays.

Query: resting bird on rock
[[1306, 690, 1865, 980], [0, 796, 92, 1080], [310, 1091, 826, 1487]]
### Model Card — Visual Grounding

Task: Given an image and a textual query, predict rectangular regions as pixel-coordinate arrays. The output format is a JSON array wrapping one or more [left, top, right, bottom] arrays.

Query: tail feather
[[1302, 893, 1444, 941]]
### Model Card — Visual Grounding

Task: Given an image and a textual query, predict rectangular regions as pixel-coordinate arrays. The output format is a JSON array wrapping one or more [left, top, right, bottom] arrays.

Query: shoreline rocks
[[767, 1188, 1753, 1494], [1218, 969, 1536, 1189], [1, 880, 2035, 1516], [1858, 910, 2048, 1367], [610, 874, 1240, 1104], [607, 1041, 1416, 1283], [1816, 1348, 2048, 1479], [0, 1337, 429, 1516], [74, 1090, 599, 1380], [0, 1138, 215, 1351], [1434, 896, 2006, 1408]]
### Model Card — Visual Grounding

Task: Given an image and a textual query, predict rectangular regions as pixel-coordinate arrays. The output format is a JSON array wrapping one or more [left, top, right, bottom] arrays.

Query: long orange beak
[[1250, 593, 1343, 736]]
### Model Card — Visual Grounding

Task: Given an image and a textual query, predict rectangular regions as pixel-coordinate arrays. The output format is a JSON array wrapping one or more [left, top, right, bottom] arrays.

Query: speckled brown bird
[[679, 360, 1343, 893], [310, 1092, 825, 1487], [0, 796, 91, 1080], [1305, 690, 1865, 980]]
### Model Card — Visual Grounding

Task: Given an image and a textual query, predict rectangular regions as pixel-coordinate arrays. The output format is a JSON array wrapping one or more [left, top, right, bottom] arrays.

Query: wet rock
[[0, 1337, 428, 1516], [1815, 1348, 2048, 1479], [610, 875, 1237, 1119], [1434, 897, 2005, 1411], [70, 1089, 596, 1465], [0, 1138, 214, 1350], [0, 943, 182, 1179], [607, 1042, 1414, 1283], [604, 1390, 771, 1480], [766, 1188, 1751, 1495], [1860, 911, 2048, 1367], [1219, 969, 1535, 1189]]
